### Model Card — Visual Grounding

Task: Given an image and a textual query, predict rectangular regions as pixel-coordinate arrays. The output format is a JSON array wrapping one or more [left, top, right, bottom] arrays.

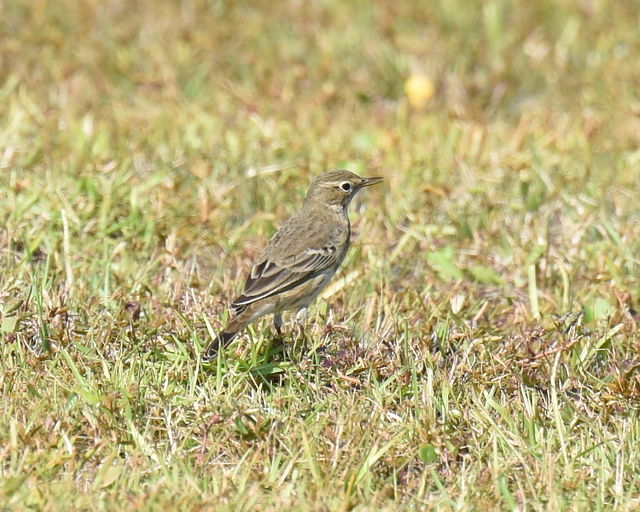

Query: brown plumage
[[203, 169, 382, 360]]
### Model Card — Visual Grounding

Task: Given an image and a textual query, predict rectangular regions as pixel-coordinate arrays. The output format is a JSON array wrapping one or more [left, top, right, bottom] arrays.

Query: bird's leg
[[295, 307, 308, 341], [273, 313, 283, 336], [266, 312, 287, 359], [296, 307, 308, 326], [283, 307, 308, 356]]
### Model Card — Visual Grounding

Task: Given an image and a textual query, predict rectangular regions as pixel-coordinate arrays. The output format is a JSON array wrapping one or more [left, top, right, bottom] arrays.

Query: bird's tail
[[202, 330, 238, 361], [202, 307, 256, 361]]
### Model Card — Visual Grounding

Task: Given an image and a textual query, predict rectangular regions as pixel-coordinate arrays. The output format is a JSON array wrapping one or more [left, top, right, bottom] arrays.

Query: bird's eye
[[339, 182, 352, 192]]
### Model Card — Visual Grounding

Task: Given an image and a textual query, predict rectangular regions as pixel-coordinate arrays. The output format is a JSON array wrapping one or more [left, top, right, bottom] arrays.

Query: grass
[[1, 0, 640, 509]]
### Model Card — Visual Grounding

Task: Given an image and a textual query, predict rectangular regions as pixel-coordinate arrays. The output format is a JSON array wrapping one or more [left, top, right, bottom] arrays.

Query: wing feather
[[231, 246, 339, 310]]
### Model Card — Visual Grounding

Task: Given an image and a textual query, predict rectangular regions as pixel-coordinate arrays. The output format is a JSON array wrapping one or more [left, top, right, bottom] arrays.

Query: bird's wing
[[231, 217, 344, 310]]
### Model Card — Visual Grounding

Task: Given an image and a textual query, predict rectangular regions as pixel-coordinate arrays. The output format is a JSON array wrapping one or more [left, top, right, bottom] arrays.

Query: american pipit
[[203, 169, 382, 360]]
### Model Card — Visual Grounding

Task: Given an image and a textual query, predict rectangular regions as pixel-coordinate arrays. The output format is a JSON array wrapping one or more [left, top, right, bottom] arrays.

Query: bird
[[202, 169, 382, 360]]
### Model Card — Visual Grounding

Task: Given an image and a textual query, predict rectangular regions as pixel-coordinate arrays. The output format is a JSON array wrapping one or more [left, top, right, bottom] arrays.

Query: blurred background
[[4, 0, 639, 179], [2, 0, 639, 316]]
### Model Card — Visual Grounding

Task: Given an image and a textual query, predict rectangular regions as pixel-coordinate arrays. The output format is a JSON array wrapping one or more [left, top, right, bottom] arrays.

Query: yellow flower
[[404, 74, 435, 108]]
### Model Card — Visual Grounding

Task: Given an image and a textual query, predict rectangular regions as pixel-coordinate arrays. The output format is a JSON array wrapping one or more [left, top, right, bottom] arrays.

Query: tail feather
[[202, 331, 238, 361], [203, 305, 257, 361]]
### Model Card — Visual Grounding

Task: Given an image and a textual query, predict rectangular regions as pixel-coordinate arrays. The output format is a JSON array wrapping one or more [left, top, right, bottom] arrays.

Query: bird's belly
[[276, 270, 335, 311]]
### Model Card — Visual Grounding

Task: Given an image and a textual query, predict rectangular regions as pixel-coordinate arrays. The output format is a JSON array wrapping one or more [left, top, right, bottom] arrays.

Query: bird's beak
[[359, 176, 383, 188]]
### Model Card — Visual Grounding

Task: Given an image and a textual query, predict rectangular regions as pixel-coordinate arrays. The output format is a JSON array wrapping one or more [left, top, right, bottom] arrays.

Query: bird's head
[[304, 169, 383, 210]]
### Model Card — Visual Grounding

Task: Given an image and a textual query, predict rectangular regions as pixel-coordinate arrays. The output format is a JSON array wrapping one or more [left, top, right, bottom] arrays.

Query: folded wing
[[231, 245, 339, 313]]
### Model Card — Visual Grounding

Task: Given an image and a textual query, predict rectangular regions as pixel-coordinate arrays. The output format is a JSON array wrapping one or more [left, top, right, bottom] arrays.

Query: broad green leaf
[[418, 444, 438, 464], [235, 416, 250, 436], [426, 247, 463, 281], [583, 297, 615, 323], [468, 264, 502, 285], [1, 316, 18, 333]]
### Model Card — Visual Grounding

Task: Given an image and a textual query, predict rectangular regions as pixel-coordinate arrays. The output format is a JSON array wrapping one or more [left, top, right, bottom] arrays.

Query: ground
[[1, 0, 640, 510]]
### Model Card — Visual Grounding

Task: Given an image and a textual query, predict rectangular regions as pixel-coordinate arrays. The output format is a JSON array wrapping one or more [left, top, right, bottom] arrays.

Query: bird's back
[[262, 205, 350, 264]]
